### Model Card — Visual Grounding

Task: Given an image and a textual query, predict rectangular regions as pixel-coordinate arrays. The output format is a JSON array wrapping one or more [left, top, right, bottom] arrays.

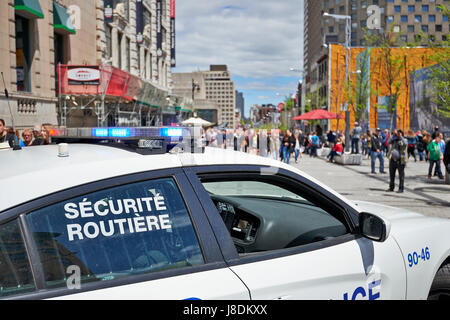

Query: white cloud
[[173, 0, 304, 79]]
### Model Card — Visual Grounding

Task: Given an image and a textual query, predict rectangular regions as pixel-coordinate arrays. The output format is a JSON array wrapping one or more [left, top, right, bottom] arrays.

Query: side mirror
[[359, 212, 390, 242]]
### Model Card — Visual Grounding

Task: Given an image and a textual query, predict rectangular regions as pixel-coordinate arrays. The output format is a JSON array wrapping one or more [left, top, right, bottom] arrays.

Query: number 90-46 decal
[[407, 247, 430, 268]]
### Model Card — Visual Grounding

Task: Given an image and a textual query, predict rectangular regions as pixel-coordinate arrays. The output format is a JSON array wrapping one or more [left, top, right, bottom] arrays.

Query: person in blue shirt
[[310, 132, 320, 158], [438, 133, 445, 154], [406, 130, 418, 162]]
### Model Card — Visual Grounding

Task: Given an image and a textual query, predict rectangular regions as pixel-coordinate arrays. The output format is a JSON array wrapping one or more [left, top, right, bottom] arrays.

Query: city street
[[291, 153, 450, 219]]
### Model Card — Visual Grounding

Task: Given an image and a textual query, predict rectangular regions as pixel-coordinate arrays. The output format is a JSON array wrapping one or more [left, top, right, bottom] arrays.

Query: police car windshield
[[203, 181, 306, 202]]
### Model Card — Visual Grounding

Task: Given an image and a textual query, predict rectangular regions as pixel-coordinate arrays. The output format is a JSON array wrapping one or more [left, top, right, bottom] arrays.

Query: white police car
[[0, 127, 449, 300]]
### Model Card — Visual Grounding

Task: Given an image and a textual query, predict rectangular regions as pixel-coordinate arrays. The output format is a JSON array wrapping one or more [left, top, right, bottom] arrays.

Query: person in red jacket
[[327, 138, 344, 163]]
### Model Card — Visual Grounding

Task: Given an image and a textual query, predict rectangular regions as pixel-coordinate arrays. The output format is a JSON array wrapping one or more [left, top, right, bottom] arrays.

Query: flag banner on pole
[[156, 0, 162, 58], [104, 0, 113, 23], [136, 0, 144, 44]]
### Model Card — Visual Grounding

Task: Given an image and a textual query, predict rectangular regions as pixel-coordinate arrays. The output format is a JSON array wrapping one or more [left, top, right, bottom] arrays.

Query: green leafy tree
[[364, 28, 408, 131], [426, 5, 450, 118], [284, 96, 295, 111], [347, 49, 371, 125]]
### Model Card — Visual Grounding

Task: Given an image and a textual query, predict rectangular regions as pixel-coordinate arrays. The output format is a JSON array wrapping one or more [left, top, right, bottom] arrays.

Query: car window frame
[[184, 165, 361, 266], [0, 168, 226, 300]]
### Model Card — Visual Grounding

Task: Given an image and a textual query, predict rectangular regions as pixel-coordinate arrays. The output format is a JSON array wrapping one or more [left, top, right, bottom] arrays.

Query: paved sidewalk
[[290, 152, 450, 219]]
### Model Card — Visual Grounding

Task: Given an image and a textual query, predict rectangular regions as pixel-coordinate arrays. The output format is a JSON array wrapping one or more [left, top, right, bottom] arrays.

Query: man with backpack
[[387, 130, 408, 193]]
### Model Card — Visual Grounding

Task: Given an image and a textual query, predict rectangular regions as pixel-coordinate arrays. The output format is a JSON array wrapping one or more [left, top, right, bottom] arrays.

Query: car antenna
[[1, 71, 21, 150]]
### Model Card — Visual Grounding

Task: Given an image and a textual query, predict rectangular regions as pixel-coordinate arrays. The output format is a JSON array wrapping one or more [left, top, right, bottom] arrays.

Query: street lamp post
[[192, 79, 200, 101], [323, 12, 351, 152]]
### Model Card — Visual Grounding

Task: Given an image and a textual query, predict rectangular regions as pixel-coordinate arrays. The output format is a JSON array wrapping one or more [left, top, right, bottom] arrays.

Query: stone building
[[0, 0, 177, 130], [0, 0, 97, 129], [171, 72, 220, 125], [203, 65, 236, 129]]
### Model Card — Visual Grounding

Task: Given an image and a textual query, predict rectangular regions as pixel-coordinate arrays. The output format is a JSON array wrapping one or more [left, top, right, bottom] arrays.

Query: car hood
[[352, 200, 426, 221]]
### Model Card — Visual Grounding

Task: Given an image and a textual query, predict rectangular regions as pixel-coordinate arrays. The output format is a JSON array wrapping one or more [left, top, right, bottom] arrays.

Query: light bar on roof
[[50, 126, 205, 154], [51, 126, 196, 141]]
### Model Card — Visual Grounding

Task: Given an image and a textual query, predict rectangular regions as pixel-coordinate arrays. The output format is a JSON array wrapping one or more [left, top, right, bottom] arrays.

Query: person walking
[[365, 130, 373, 160], [427, 135, 444, 180], [282, 129, 294, 164], [416, 131, 425, 161], [387, 130, 408, 193], [361, 133, 368, 157], [310, 131, 320, 158], [304, 132, 312, 156], [351, 122, 362, 154], [293, 132, 302, 163], [380, 129, 389, 154], [435, 133, 446, 177], [423, 131, 432, 161], [370, 128, 386, 174], [406, 130, 418, 162]]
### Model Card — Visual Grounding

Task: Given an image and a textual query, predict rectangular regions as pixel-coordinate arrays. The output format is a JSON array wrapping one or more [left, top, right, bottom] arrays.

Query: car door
[[0, 168, 249, 300], [185, 165, 407, 300]]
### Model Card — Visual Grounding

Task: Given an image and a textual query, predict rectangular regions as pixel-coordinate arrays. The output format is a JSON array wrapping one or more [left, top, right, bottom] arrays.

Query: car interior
[[201, 178, 349, 255]]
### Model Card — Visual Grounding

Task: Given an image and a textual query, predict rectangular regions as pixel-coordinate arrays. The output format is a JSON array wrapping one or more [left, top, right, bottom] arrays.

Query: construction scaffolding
[[56, 64, 190, 128]]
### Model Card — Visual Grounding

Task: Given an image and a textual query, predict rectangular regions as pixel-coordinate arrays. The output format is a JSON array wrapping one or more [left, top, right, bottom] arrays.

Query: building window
[[105, 24, 112, 60], [126, 37, 130, 72], [118, 32, 123, 69], [15, 15, 31, 92]]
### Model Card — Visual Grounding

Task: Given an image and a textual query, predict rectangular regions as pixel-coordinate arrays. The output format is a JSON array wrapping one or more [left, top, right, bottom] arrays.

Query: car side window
[[202, 177, 349, 254], [0, 219, 35, 297], [26, 177, 204, 289]]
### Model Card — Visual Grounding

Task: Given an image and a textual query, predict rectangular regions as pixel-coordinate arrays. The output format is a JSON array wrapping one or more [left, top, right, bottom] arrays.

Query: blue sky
[[172, 0, 304, 118]]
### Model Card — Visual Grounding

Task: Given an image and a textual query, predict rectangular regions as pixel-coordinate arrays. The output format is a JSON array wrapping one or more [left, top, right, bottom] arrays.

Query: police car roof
[[0, 144, 352, 213]]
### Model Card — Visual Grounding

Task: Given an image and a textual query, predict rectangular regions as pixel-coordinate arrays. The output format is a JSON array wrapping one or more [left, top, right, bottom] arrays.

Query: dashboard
[[213, 197, 260, 253], [210, 195, 348, 254]]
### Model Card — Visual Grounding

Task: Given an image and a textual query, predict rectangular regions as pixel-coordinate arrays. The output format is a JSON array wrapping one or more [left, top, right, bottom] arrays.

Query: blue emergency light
[[50, 126, 204, 155], [160, 128, 183, 137], [92, 128, 130, 138]]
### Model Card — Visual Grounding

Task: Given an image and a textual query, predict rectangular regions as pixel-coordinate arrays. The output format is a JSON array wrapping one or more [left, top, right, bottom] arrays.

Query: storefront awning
[[14, 0, 44, 19], [53, 2, 76, 35]]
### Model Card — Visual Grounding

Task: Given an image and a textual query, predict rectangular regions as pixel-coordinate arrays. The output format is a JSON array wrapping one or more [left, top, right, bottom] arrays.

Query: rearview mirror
[[359, 212, 389, 242]]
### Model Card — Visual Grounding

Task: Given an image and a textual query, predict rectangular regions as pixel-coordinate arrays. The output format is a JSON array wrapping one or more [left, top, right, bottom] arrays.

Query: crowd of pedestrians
[[2, 118, 449, 187], [338, 124, 449, 192], [203, 125, 330, 165], [204, 124, 450, 188], [0, 119, 52, 148], [202, 123, 449, 193]]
